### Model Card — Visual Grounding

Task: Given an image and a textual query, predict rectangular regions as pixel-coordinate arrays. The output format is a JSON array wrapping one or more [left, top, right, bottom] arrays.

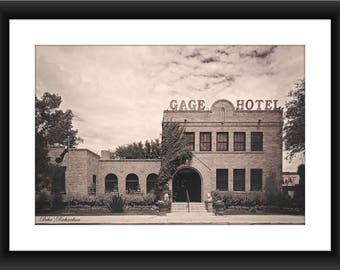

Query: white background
[[10, 20, 331, 251]]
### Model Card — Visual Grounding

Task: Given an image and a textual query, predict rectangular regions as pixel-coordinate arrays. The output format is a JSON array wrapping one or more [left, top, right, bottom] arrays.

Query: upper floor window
[[217, 132, 229, 151], [251, 132, 263, 151], [200, 132, 212, 151], [184, 132, 195, 151], [234, 132, 246, 151]]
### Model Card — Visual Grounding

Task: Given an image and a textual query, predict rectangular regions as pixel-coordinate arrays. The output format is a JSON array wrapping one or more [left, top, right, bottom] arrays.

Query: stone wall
[[48, 147, 100, 196], [97, 159, 161, 195], [163, 99, 283, 200]]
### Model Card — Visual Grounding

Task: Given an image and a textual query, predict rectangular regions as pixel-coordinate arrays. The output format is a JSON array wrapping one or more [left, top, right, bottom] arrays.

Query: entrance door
[[172, 168, 201, 202]]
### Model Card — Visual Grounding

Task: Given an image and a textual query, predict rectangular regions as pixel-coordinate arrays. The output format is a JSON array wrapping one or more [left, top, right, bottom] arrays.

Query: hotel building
[[48, 99, 283, 202]]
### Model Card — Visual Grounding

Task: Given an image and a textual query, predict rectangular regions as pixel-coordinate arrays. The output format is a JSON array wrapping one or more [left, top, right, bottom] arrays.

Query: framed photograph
[[5, 1, 336, 269]]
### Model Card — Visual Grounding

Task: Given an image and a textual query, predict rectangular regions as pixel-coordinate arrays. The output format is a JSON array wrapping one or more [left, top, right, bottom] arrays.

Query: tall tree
[[112, 139, 161, 159], [35, 92, 81, 190], [283, 79, 305, 161], [156, 122, 193, 198]]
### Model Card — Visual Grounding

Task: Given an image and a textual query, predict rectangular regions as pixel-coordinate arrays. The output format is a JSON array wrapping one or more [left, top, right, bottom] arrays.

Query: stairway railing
[[186, 189, 190, 213]]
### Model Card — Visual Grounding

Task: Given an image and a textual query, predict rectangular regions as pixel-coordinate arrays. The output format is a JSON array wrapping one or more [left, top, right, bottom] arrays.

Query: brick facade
[[48, 99, 283, 201]]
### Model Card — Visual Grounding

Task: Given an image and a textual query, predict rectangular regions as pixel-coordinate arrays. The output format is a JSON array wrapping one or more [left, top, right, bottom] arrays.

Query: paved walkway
[[36, 212, 305, 225]]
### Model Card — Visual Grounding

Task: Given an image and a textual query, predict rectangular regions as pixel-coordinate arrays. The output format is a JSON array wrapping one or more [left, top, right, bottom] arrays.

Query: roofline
[[163, 109, 283, 113], [70, 148, 101, 158]]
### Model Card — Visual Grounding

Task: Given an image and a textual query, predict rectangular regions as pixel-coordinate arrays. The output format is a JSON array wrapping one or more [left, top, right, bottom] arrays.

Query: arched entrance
[[172, 168, 201, 202]]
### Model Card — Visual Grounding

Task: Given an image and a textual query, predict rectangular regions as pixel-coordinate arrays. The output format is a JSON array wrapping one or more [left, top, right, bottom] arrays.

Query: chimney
[[101, 150, 111, 159]]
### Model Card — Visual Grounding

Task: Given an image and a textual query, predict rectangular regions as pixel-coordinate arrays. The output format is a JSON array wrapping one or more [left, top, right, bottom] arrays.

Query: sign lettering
[[169, 99, 279, 111], [169, 100, 206, 111], [235, 99, 278, 111]]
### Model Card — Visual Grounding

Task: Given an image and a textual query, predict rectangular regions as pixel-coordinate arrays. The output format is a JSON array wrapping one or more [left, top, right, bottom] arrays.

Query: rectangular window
[[233, 169, 245, 191], [251, 169, 263, 191], [251, 132, 263, 151], [216, 169, 228, 191], [200, 132, 212, 151], [234, 132, 246, 151], [89, 175, 97, 195], [184, 132, 195, 151], [217, 132, 229, 151]]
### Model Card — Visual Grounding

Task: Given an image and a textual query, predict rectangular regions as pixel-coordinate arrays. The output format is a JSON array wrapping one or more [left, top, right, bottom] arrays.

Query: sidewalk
[[36, 212, 305, 225]]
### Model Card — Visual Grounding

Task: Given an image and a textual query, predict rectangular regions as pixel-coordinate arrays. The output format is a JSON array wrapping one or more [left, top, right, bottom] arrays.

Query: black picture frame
[[2, 1, 337, 269]]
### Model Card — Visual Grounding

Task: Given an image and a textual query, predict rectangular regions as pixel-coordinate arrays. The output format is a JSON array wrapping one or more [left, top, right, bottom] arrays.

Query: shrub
[[143, 192, 157, 205], [211, 191, 265, 208], [63, 194, 111, 207], [124, 193, 158, 206], [156, 200, 171, 212], [212, 190, 305, 209], [124, 194, 145, 206], [51, 192, 65, 210], [35, 188, 52, 212], [291, 195, 305, 209], [94, 194, 111, 207], [62, 193, 158, 209], [266, 192, 292, 207], [106, 194, 125, 213]]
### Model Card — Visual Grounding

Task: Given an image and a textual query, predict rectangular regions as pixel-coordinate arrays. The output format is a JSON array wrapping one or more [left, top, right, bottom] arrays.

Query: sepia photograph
[[34, 45, 305, 225]]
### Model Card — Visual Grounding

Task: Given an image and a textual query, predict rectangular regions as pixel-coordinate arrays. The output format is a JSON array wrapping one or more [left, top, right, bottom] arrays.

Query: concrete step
[[171, 202, 207, 213]]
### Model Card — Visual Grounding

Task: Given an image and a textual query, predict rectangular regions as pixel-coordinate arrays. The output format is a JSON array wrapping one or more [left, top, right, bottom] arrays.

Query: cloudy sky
[[36, 45, 304, 171]]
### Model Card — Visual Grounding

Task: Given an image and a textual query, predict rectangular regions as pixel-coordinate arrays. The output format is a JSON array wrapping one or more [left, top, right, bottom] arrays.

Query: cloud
[[239, 45, 277, 59]]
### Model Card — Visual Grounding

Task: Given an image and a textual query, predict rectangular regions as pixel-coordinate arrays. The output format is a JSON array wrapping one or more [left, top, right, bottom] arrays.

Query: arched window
[[105, 173, 118, 193], [146, 173, 158, 193], [126, 173, 139, 194]]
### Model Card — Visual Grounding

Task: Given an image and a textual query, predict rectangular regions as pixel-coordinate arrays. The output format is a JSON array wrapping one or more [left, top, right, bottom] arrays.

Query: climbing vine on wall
[[155, 121, 193, 198]]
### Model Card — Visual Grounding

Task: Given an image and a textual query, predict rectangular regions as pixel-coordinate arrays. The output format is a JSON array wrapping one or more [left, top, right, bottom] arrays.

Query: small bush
[[266, 192, 292, 207], [156, 200, 172, 212], [124, 194, 145, 206], [106, 194, 125, 213], [35, 188, 52, 212], [51, 192, 65, 210], [143, 192, 157, 205]]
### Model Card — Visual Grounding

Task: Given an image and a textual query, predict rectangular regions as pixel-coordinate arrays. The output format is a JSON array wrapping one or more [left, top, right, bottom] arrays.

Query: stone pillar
[[230, 132, 234, 152], [195, 132, 200, 152], [139, 173, 147, 194], [117, 173, 125, 194], [229, 169, 234, 192], [246, 132, 251, 152], [245, 168, 251, 192], [211, 132, 216, 151]]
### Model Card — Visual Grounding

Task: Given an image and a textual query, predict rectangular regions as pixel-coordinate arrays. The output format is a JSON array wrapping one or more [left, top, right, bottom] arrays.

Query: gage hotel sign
[[169, 99, 279, 111]]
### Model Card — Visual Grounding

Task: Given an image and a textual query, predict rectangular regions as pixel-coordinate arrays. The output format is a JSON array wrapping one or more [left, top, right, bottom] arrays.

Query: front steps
[[171, 202, 207, 213]]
